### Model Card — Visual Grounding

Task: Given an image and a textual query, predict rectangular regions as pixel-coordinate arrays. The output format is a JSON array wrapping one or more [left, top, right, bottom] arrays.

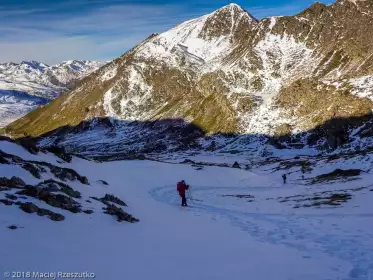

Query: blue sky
[[0, 0, 335, 64]]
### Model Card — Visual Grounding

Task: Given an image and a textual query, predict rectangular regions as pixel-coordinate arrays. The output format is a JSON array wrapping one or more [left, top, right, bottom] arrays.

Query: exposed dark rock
[[17, 200, 65, 221], [0, 199, 14, 206], [314, 169, 361, 183], [37, 208, 54, 216], [16, 138, 39, 154], [181, 159, 196, 164], [17, 186, 82, 213], [37, 179, 82, 198], [0, 176, 25, 188], [49, 213, 65, 221], [86, 200, 92, 203], [232, 161, 240, 169], [102, 194, 127, 206], [45, 146, 72, 163], [22, 163, 44, 179], [60, 186, 81, 198], [0, 156, 9, 164], [103, 203, 139, 223], [80, 176, 89, 185], [97, 180, 109, 185], [5, 194, 17, 200], [20, 202, 39, 213], [136, 154, 146, 160], [30, 161, 89, 185], [326, 131, 347, 150], [83, 210, 93, 214], [8, 225, 17, 230], [11, 176, 26, 187], [268, 138, 286, 149], [205, 140, 217, 151], [222, 194, 254, 199], [46, 194, 81, 213]]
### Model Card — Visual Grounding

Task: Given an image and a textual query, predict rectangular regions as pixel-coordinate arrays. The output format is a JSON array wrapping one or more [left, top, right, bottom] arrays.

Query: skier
[[282, 174, 287, 184], [177, 180, 189, 207]]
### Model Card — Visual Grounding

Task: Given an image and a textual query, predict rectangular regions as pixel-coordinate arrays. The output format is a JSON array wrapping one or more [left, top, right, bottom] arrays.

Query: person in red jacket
[[177, 180, 189, 207]]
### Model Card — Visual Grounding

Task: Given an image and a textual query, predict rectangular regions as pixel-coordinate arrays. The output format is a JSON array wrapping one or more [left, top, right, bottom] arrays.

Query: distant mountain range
[[0, 60, 105, 127], [3, 1, 373, 159]]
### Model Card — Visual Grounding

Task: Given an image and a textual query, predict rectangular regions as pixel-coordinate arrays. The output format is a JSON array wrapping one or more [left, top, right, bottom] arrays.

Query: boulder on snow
[[232, 161, 240, 169], [97, 180, 109, 186], [103, 203, 139, 223], [20, 202, 39, 213], [0, 176, 25, 188], [313, 169, 361, 183], [18, 201, 65, 221], [0, 199, 14, 206], [37, 208, 54, 217], [17, 186, 82, 213], [22, 163, 44, 179], [37, 179, 81, 198], [34, 162, 89, 185], [80, 176, 89, 185], [102, 194, 127, 206], [49, 213, 65, 222], [5, 194, 17, 200]]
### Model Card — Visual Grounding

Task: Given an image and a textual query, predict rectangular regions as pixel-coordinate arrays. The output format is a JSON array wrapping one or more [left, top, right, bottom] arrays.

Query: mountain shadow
[[3, 112, 372, 162], [0, 89, 50, 105]]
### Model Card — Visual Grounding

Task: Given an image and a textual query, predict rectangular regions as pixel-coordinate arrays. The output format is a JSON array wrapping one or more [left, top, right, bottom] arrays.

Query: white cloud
[[0, 3, 195, 64]]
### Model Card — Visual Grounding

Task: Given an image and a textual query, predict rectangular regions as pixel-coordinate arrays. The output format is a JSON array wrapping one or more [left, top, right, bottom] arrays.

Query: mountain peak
[[219, 3, 244, 11], [212, 2, 256, 20], [199, 3, 257, 40]]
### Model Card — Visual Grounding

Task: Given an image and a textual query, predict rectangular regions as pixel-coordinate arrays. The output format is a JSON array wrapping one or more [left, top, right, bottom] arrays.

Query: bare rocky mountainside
[[3, 1, 373, 159], [0, 60, 104, 127]]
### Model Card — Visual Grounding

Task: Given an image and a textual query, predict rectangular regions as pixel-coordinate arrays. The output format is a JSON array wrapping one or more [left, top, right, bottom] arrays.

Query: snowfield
[[1, 140, 373, 280]]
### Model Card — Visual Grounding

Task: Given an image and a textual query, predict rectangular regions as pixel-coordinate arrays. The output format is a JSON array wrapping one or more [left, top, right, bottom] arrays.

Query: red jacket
[[177, 182, 189, 196]]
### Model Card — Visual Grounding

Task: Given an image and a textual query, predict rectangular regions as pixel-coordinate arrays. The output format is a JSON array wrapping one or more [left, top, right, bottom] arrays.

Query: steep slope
[[4, 1, 373, 156], [0, 60, 105, 127]]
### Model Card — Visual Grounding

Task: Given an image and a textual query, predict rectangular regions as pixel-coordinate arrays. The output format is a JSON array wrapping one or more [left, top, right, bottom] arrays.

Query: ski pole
[[188, 186, 194, 199], [187, 187, 195, 204]]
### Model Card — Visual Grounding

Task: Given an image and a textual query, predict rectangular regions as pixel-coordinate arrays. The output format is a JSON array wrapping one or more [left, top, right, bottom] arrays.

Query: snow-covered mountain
[[3, 3, 373, 278], [3, 1, 373, 159], [0, 60, 105, 127]]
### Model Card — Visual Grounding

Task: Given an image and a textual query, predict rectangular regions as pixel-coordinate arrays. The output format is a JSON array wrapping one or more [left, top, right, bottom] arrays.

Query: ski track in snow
[[150, 184, 373, 280], [2, 139, 373, 280]]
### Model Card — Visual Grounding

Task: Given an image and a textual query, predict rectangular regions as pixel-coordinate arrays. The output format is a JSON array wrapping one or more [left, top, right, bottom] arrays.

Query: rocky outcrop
[[103, 203, 139, 223], [0, 176, 26, 189], [101, 194, 127, 206], [19, 202, 65, 221], [17, 186, 82, 213]]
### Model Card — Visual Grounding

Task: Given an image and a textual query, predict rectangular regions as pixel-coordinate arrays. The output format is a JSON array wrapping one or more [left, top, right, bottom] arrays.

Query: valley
[[1, 1, 373, 279]]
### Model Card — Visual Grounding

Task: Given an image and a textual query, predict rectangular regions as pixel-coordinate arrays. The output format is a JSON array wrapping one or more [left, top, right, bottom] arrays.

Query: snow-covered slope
[[0, 60, 105, 127], [1, 137, 373, 280]]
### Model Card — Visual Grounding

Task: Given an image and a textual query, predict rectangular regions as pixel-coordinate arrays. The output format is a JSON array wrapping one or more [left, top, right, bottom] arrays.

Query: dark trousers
[[181, 195, 187, 206]]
